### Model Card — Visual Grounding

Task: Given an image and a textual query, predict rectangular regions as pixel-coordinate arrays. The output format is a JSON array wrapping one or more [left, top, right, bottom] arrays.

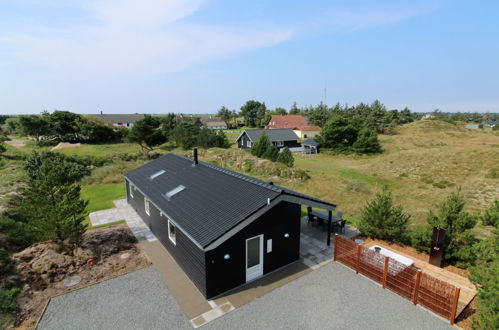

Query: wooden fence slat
[[382, 257, 389, 288], [413, 270, 422, 304], [449, 287, 461, 325], [356, 245, 361, 274]]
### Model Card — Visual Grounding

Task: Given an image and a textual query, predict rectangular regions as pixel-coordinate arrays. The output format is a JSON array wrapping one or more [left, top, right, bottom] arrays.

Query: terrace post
[[327, 210, 332, 246], [382, 256, 389, 288], [449, 287, 461, 325], [412, 270, 422, 305], [355, 244, 362, 274]]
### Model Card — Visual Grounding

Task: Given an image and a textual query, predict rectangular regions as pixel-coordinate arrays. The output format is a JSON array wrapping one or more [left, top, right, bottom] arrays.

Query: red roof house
[[265, 115, 321, 139]]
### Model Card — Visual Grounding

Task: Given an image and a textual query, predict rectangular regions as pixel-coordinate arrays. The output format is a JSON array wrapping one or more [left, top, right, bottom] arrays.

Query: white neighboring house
[[88, 113, 145, 128]]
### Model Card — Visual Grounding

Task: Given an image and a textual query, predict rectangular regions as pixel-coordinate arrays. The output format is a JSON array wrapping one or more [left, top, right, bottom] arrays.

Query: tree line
[[126, 114, 230, 150]]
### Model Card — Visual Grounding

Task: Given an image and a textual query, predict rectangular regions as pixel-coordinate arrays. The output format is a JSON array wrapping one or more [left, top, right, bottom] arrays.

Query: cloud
[[325, 7, 426, 31], [0, 0, 293, 78]]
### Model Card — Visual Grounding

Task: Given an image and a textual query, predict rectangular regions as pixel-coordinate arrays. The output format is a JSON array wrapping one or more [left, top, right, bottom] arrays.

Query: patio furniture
[[334, 220, 346, 233]]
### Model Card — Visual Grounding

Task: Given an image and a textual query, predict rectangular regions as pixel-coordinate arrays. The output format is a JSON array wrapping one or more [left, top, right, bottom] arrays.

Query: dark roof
[[124, 153, 334, 248], [239, 129, 299, 142], [302, 138, 319, 147], [88, 114, 145, 124], [487, 120, 498, 125]]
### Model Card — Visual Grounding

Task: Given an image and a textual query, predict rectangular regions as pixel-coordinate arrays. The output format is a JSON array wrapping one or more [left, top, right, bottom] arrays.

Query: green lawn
[[81, 183, 126, 213], [57, 143, 142, 157]]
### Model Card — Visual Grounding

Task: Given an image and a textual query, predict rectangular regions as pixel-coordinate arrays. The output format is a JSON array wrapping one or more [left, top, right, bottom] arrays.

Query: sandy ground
[[10, 223, 151, 329], [50, 142, 81, 150]]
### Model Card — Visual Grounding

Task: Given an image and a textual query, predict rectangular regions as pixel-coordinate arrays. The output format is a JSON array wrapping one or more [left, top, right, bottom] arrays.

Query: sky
[[1, 0, 498, 114]]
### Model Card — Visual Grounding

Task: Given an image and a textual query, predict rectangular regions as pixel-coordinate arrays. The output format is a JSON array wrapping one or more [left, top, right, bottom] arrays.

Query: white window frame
[[276, 141, 284, 147], [168, 219, 176, 245], [129, 183, 135, 198], [246, 140, 252, 148], [144, 197, 150, 216]]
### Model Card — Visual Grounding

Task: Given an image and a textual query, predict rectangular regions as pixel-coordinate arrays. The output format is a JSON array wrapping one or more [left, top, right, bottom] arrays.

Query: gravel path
[[38, 263, 453, 330]]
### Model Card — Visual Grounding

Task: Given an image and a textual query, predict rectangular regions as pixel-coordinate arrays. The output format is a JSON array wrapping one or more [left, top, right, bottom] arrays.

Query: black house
[[124, 151, 335, 299], [236, 128, 300, 150]]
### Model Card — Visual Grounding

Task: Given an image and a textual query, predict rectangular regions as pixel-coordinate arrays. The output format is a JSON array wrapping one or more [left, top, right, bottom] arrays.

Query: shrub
[[250, 132, 271, 157], [481, 200, 498, 227], [485, 167, 499, 179], [262, 145, 279, 162], [352, 127, 382, 154], [420, 176, 434, 184], [0, 249, 11, 276], [410, 226, 432, 253], [345, 180, 370, 194], [358, 187, 411, 244], [469, 232, 499, 329], [276, 147, 294, 167], [421, 190, 478, 267], [0, 287, 20, 313]]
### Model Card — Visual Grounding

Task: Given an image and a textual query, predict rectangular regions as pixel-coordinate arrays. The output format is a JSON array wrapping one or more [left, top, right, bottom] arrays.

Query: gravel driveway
[[38, 263, 453, 330]]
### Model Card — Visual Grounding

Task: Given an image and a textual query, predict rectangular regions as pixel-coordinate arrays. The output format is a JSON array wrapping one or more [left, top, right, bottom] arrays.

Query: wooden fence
[[334, 235, 461, 324]]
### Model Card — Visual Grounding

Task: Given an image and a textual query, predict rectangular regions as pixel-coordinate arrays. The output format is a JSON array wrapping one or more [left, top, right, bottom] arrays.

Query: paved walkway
[[38, 263, 453, 330], [89, 199, 157, 242]]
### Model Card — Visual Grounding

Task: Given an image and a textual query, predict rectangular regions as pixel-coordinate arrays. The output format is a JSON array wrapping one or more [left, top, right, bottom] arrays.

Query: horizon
[[1, 0, 499, 115]]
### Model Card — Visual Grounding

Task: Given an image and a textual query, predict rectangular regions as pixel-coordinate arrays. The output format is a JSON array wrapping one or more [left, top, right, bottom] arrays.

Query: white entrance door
[[246, 234, 264, 282]]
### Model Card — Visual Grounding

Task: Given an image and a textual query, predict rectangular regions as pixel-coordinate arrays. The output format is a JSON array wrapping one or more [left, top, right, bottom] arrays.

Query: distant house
[[422, 113, 437, 120], [465, 123, 483, 129], [486, 120, 498, 127], [265, 115, 321, 139], [124, 151, 336, 298], [88, 113, 145, 128], [302, 138, 320, 154], [236, 129, 300, 150], [201, 117, 227, 130]]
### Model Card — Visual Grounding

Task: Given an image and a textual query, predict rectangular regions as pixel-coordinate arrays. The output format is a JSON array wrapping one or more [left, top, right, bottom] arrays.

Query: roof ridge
[[170, 152, 283, 194]]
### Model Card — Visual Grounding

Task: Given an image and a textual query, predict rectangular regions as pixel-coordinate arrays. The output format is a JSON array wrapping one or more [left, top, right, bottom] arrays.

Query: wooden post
[[412, 270, 422, 305], [382, 257, 389, 288], [327, 210, 332, 246], [449, 287, 461, 325], [307, 206, 312, 222], [356, 245, 362, 274], [333, 234, 338, 261]]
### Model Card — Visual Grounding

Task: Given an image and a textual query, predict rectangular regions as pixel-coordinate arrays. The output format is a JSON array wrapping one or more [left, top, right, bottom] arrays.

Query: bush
[[276, 147, 294, 167], [485, 167, 499, 179], [421, 190, 478, 267], [481, 200, 499, 227], [0, 249, 11, 276], [358, 188, 411, 244], [0, 287, 20, 313], [352, 127, 382, 154], [469, 232, 499, 329], [410, 226, 432, 253]]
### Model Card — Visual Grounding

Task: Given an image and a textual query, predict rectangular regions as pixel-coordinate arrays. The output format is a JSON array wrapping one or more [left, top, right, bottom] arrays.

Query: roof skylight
[[149, 170, 166, 180], [164, 185, 186, 200]]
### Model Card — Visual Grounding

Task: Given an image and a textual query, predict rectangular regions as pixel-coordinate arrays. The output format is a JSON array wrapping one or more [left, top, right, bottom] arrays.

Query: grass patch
[[89, 219, 126, 229], [57, 143, 141, 157], [81, 183, 125, 213], [485, 167, 499, 179]]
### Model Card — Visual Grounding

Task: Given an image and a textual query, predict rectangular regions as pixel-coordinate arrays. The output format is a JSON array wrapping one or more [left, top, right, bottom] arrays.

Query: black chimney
[[268, 181, 274, 185], [193, 148, 198, 165]]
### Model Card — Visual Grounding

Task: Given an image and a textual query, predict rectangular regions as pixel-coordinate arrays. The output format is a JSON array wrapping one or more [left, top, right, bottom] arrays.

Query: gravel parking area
[[205, 262, 453, 330], [37, 267, 190, 330], [38, 263, 453, 330]]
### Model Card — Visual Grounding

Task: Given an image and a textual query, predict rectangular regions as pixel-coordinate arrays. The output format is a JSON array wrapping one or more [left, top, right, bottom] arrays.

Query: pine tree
[[277, 147, 294, 167], [469, 231, 499, 329], [250, 132, 271, 157], [358, 187, 410, 244], [352, 127, 382, 154], [262, 144, 278, 161], [21, 152, 88, 250]]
